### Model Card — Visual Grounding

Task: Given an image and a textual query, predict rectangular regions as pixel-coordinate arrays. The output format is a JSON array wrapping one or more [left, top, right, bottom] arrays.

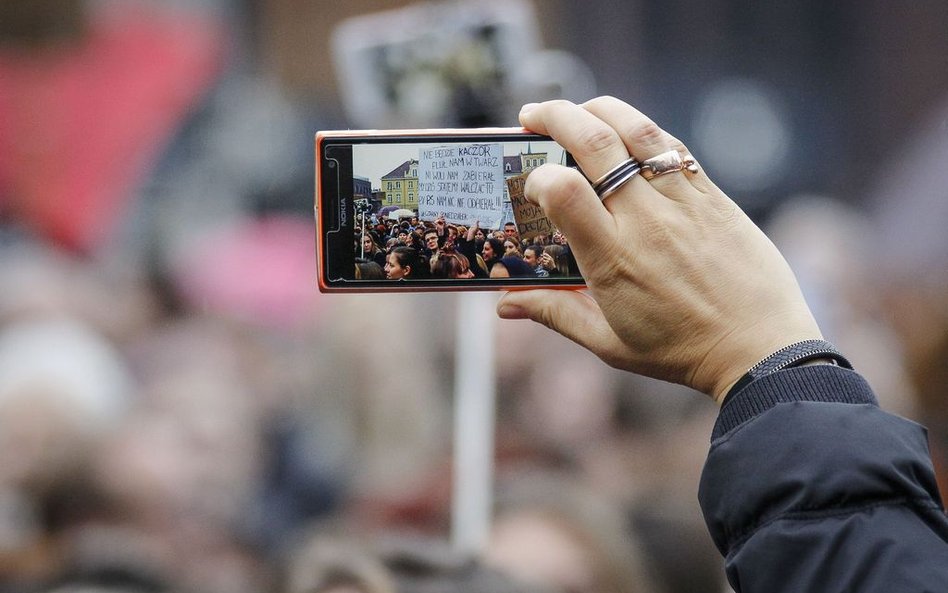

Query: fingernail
[[498, 302, 528, 319], [520, 102, 539, 115]]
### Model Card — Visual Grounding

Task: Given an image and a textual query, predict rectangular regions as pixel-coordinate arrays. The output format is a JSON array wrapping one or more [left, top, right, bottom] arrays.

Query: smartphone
[[316, 128, 585, 292]]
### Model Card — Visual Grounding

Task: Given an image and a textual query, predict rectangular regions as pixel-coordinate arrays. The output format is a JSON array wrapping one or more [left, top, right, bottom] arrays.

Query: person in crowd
[[402, 230, 422, 251], [452, 221, 489, 277], [422, 228, 442, 269], [540, 244, 577, 277], [473, 227, 486, 250], [444, 225, 460, 252], [490, 256, 535, 279], [430, 252, 475, 279], [360, 234, 387, 268], [384, 247, 419, 280], [495, 96, 948, 592], [502, 239, 522, 258], [354, 261, 384, 280], [395, 229, 410, 246], [284, 532, 559, 593], [538, 244, 563, 276], [487, 471, 663, 593], [432, 215, 450, 243], [503, 222, 519, 242], [522, 245, 550, 278], [532, 234, 551, 246], [481, 237, 504, 274]]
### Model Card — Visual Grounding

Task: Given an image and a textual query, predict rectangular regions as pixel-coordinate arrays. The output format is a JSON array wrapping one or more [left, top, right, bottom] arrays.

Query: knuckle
[[627, 120, 664, 148], [576, 125, 621, 158], [529, 301, 558, 330]]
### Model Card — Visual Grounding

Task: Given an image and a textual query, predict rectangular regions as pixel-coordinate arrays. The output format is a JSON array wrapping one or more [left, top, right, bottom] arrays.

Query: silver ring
[[591, 158, 641, 200]]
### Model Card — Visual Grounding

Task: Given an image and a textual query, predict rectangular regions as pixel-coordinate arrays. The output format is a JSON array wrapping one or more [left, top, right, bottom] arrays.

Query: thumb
[[497, 290, 631, 369]]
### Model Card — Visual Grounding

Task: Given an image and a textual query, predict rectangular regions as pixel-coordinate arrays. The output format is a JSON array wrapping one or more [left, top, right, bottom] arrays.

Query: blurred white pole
[[451, 291, 497, 554]]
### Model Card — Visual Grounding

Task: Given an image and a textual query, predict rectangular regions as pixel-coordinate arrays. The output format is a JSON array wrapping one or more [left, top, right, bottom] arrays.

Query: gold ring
[[639, 150, 699, 181]]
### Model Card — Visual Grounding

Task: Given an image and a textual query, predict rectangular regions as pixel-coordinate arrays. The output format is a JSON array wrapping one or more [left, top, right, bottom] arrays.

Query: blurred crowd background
[[1, 1, 946, 592]]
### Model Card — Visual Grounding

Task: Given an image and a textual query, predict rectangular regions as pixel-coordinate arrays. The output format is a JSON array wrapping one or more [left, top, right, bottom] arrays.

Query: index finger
[[519, 100, 629, 184]]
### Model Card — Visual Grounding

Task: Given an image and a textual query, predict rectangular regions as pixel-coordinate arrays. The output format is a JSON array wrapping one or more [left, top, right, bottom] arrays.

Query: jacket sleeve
[[699, 365, 948, 593]]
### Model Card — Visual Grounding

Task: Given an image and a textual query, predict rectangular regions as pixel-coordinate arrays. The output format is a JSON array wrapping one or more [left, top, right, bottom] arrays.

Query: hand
[[466, 220, 480, 243], [496, 97, 822, 402], [538, 252, 556, 271]]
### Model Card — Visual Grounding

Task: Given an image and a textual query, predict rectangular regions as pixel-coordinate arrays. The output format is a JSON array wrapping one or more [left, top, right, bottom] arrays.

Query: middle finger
[[519, 100, 633, 192]]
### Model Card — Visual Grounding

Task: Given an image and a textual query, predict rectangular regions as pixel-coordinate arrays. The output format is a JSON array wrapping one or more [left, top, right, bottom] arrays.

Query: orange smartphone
[[315, 128, 586, 292]]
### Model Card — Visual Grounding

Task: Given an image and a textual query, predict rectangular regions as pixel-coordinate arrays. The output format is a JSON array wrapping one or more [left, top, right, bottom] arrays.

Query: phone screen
[[317, 132, 585, 292]]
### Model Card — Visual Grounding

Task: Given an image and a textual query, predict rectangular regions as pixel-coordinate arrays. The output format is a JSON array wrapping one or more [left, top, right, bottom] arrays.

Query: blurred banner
[[0, 4, 228, 251]]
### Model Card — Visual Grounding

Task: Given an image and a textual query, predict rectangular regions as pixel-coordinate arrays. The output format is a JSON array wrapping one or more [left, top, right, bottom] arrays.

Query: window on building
[[387, 181, 393, 190]]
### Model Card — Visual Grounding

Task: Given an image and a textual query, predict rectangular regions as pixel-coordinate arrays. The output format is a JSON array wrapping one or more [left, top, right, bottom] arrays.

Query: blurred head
[[286, 532, 560, 593], [487, 472, 659, 593], [432, 252, 474, 279], [503, 240, 521, 257], [355, 262, 384, 280], [504, 222, 518, 237], [474, 229, 486, 243], [445, 226, 459, 249], [492, 257, 534, 278]]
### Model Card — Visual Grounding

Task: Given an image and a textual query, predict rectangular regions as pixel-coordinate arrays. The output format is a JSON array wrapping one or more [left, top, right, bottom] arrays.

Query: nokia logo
[[339, 199, 348, 228]]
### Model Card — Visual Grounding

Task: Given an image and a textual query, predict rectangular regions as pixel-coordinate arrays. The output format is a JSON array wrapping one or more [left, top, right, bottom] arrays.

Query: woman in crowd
[[503, 239, 523, 258], [360, 234, 387, 268], [384, 247, 420, 280], [540, 244, 576, 277], [355, 261, 384, 280], [489, 256, 536, 279], [481, 237, 505, 274], [430, 252, 475, 279]]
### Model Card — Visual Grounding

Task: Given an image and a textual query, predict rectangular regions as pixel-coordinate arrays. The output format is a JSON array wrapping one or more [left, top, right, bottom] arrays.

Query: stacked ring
[[591, 158, 641, 200]]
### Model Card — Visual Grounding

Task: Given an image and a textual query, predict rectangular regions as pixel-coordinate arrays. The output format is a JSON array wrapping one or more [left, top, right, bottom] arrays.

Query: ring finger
[[519, 100, 668, 214], [582, 96, 703, 203]]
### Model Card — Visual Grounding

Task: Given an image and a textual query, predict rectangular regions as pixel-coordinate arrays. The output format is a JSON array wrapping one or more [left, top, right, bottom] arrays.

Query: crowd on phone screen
[[354, 215, 579, 281]]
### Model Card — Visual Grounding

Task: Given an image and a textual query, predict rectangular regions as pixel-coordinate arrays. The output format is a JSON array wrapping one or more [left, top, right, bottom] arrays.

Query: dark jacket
[[699, 365, 948, 592]]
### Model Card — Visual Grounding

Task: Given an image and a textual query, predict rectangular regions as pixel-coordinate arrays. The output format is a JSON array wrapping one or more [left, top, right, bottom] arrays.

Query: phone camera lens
[[328, 161, 336, 169]]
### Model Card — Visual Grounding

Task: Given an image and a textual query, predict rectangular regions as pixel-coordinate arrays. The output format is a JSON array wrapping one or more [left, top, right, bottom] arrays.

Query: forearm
[[700, 366, 948, 592]]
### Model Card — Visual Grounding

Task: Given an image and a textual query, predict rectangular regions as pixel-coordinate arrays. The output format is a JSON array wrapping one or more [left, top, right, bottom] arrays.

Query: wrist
[[716, 339, 853, 406]]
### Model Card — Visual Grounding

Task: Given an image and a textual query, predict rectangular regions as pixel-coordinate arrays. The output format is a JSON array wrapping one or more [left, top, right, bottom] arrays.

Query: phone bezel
[[315, 128, 586, 293]]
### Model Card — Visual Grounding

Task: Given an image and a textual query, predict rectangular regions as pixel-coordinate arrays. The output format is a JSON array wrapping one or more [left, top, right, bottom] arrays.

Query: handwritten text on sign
[[508, 172, 555, 240], [417, 144, 504, 229]]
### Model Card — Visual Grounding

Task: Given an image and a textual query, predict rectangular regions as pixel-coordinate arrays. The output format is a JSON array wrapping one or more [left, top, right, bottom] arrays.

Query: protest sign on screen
[[508, 172, 555, 240], [417, 143, 505, 229]]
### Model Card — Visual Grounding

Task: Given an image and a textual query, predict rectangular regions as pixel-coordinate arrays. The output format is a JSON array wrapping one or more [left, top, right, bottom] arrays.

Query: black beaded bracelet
[[722, 339, 853, 405]]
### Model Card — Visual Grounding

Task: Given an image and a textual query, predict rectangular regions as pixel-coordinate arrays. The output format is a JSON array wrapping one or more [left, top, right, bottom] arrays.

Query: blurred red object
[[0, 5, 227, 251], [171, 215, 323, 330]]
